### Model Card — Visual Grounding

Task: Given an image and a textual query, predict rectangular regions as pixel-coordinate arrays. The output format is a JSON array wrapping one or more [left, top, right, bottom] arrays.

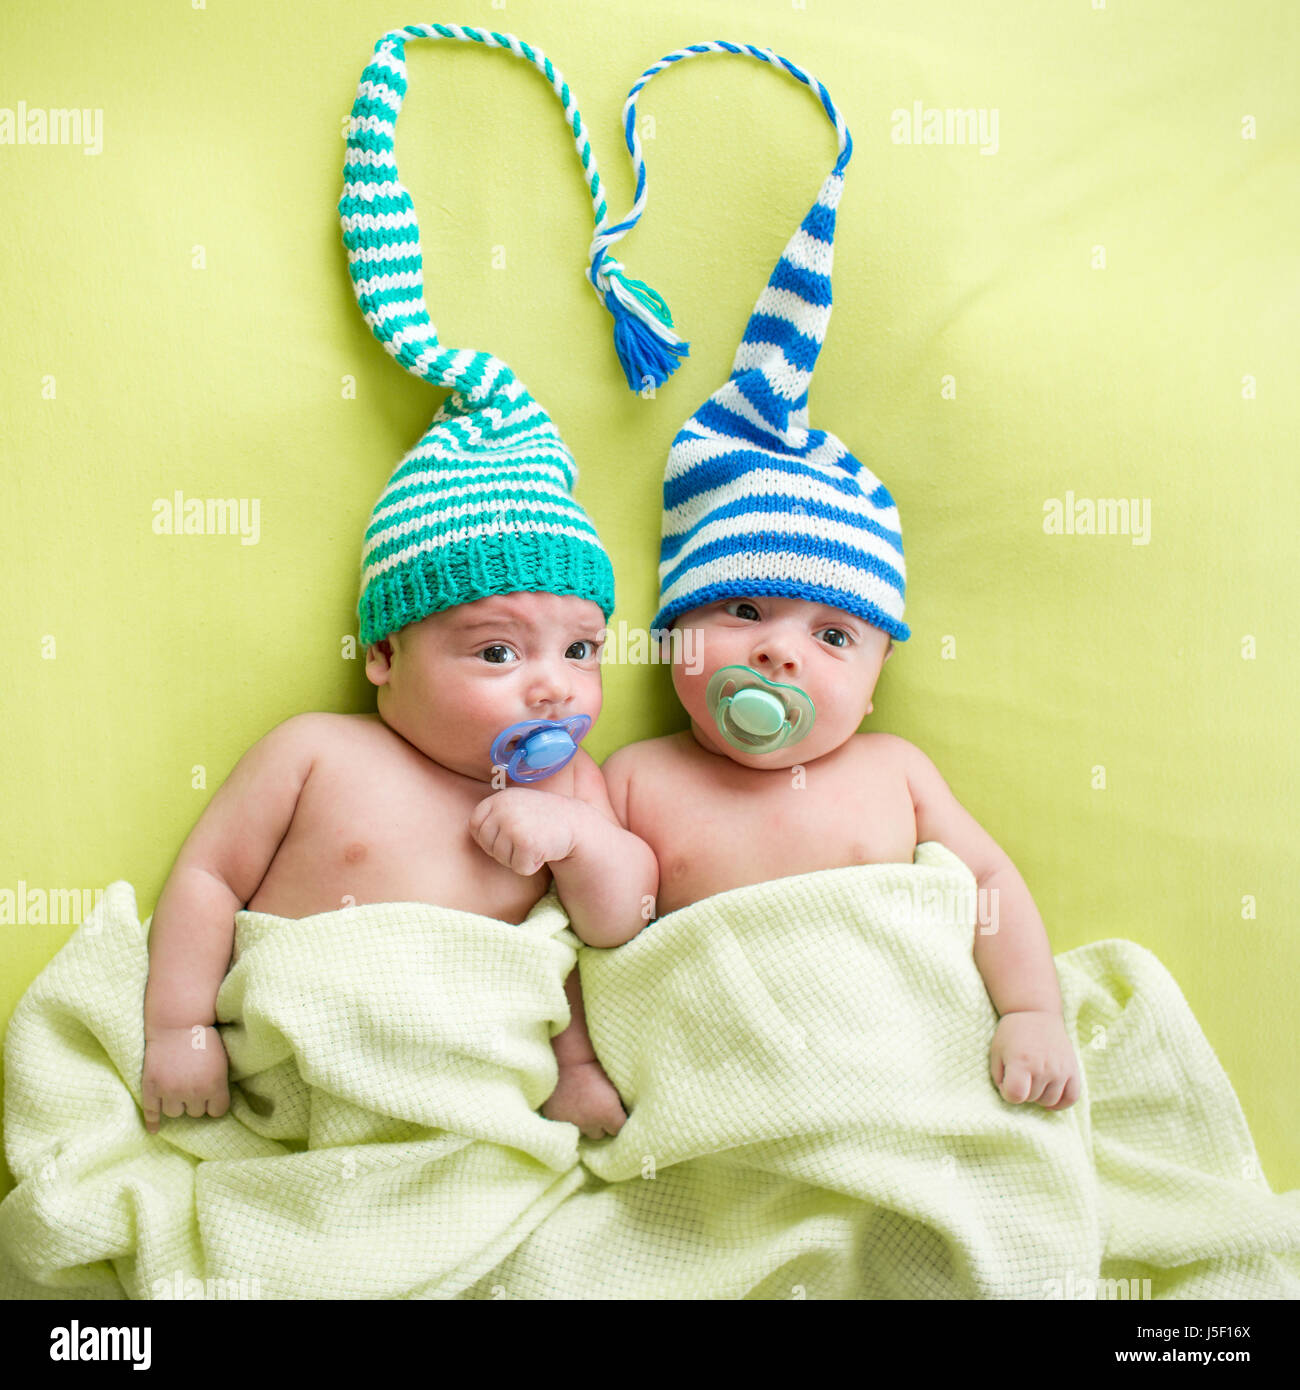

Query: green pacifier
[[705, 665, 816, 753]]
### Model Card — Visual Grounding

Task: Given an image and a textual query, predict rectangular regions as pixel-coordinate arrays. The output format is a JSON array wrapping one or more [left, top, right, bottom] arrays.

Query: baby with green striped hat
[[140, 27, 660, 1144]]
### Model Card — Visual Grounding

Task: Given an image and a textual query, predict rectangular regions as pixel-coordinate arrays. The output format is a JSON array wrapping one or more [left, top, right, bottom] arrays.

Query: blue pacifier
[[489, 714, 592, 783], [705, 666, 816, 754]]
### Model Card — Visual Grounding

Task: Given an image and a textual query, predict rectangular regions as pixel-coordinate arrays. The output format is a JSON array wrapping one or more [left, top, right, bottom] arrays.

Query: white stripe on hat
[[742, 283, 832, 339], [668, 426, 852, 480], [661, 506, 904, 579], [362, 518, 603, 587], [369, 472, 580, 527], [658, 548, 904, 621], [775, 226, 836, 278]]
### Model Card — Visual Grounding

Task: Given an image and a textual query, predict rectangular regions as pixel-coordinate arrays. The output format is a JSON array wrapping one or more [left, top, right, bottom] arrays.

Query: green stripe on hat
[[339, 26, 617, 644]]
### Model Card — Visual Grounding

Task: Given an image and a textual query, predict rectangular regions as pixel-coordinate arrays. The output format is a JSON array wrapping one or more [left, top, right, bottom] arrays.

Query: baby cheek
[[696, 624, 743, 671], [671, 659, 710, 713], [443, 667, 505, 726], [577, 665, 604, 711], [811, 681, 866, 733]]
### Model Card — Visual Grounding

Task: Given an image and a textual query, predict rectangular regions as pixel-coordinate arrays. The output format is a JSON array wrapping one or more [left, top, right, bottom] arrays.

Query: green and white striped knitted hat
[[340, 26, 669, 647]]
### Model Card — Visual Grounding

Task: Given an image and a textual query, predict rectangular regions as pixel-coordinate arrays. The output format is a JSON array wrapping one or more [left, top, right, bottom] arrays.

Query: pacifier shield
[[704, 666, 815, 753], [489, 714, 592, 783]]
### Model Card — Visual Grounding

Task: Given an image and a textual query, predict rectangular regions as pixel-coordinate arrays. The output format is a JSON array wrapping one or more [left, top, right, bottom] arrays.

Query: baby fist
[[989, 1010, 1081, 1110], [469, 788, 577, 877]]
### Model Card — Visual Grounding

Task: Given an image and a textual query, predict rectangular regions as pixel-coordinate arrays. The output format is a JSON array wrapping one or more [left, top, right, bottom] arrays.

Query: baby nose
[[528, 663, 574, 711], [750, 633, 800, 678]]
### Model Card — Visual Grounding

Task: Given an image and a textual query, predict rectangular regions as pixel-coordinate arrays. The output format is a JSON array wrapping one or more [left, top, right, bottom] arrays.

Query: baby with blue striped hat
[[599, 43, 1080, 1112]]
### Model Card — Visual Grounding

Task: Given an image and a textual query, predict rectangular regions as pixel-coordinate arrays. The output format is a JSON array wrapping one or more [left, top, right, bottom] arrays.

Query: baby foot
[[542, 1058, 628, 1139]]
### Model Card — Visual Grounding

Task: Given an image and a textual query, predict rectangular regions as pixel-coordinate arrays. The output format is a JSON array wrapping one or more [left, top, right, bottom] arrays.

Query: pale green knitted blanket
[[2, 843, 1296, 1299]]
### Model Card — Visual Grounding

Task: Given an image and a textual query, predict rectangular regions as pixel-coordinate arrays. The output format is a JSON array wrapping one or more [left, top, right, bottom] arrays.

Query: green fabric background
[[2, 0, 1296, 1201]]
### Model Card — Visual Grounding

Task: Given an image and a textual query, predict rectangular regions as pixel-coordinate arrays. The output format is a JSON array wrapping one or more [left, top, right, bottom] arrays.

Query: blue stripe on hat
[[725, 367, 812, 434], [685, 397, 815, 455], [339, 160, 400, 188], [661, 491, 904, 565], [866, 482, 895, 508], [662, 440, 864, 510], [750, 261, 833, 308], [653, 579, 910, 645], [348, 252, 423, 284], [764, 263, 833, 312], [659, 530, 905, 602], [801, 200, 837, 245], [739, 314, 829, 375]]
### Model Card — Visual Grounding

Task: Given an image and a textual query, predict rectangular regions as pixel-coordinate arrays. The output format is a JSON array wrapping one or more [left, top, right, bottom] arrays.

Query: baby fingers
[[1037, 1075, 1067, 1108], [994, 1058, 1032, 1104], [471, 812, 503, 856], [1043, 1073, 1081, 1111], [504, 837, 543, 875], [470, 812, 544, 876]]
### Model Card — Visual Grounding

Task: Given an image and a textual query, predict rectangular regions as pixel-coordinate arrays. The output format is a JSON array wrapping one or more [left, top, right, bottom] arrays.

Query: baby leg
[[543, 966, 628, 1138]]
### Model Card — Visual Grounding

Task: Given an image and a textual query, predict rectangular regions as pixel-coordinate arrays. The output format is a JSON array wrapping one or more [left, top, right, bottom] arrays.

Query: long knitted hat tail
[[340, 22, 685, 399], [599, 42, 909, 642], [339, 25, 624, 647], [595, 41, 851, 413]]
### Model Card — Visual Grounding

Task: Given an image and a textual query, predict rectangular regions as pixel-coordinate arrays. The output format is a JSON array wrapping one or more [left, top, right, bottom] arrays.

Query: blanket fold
[[2, 842, 1296, 1300], [466, 843, 1300, 1299], [0, 884, 584, 1299]]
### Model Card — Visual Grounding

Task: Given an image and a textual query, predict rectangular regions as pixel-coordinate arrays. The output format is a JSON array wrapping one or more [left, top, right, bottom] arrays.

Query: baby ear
[[364, 638, 395, 686]]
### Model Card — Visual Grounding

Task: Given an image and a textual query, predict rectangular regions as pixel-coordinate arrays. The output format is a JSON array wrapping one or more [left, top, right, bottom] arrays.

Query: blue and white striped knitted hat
[[594, 43, 910, 642], [340, 25, 680, 648]]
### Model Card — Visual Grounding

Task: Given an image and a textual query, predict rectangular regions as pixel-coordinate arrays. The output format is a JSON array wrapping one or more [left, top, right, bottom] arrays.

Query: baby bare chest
[[247, 741, 548, 920], [638, 759, 917, 913]]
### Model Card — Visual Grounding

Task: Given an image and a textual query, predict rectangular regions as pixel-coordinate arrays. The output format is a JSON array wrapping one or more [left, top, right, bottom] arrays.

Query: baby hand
[[141, 1025, 230, 1134], [543, 1058, 629, 1139], [989, 1010, 1081, 1110], [469, 788, 577, 877]]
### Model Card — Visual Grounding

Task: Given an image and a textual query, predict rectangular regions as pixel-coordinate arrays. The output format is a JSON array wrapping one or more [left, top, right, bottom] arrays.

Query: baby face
[[365, 591, 606, 780], [669, 595, 892, 768]]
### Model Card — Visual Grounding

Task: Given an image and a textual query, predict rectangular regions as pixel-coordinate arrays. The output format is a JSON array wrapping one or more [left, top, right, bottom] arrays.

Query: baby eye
[[817, 628, 852, 648], [566, 639, 600, 660], [480, 644, 517, 664], [725, 600, 762, 621]]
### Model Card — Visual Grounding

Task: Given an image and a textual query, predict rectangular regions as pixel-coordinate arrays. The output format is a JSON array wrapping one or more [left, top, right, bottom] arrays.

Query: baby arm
[[467, 751, 657, 948], [898, 740, 1081, 1111], [467, 750, 658, 1138], [141, 714, 318, 1133]]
